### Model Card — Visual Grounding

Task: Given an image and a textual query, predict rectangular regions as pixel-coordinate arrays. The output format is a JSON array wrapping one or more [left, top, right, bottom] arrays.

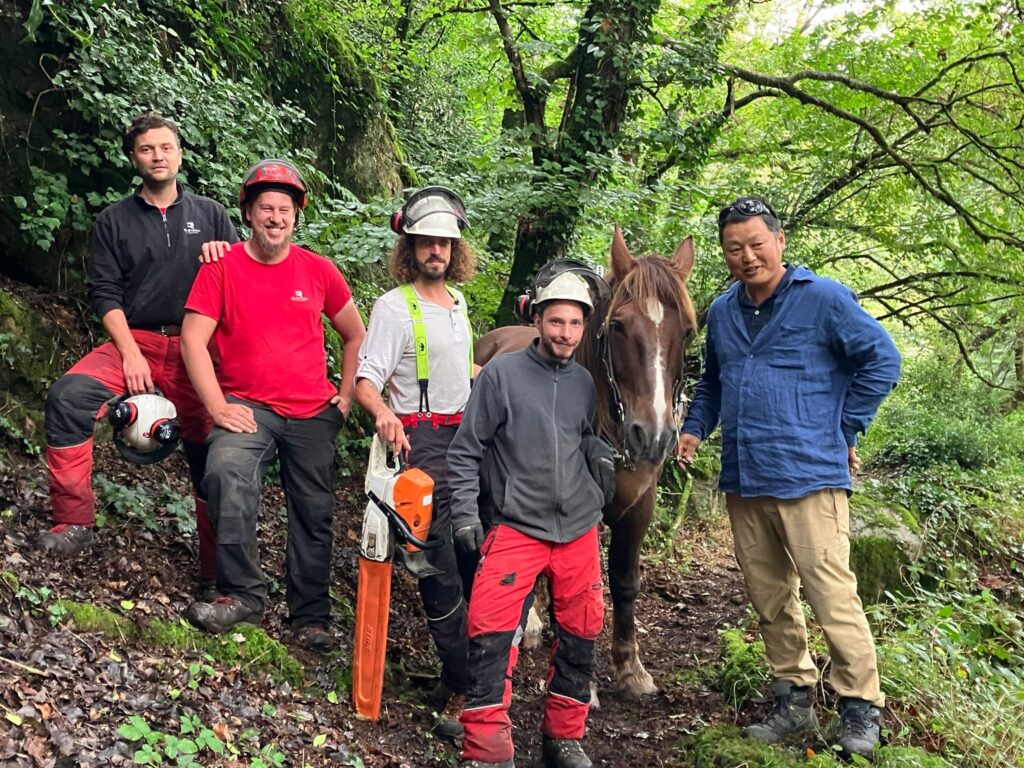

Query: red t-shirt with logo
[[186, 243, 352, 418]]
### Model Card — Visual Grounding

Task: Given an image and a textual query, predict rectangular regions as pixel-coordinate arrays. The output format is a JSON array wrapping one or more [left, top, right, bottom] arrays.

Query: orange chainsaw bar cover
[[353, 557, 392, 720], [352, 466, 433, 720]]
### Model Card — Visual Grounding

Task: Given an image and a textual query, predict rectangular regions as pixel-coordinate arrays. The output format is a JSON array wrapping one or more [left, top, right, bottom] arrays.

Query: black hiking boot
[[836, 698, 881, 759], [36, 524, 94, 556], [196, 578, 217, 603], [743, 680, 818, 743], [293, 625, 333, 653], [432, 692, 465, 742], [541, 736, 592, 768], [185, 596, 261, 634]]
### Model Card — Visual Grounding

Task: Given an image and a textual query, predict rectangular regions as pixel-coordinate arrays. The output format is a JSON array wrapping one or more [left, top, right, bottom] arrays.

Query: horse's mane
[[581, 255, 697, 443]]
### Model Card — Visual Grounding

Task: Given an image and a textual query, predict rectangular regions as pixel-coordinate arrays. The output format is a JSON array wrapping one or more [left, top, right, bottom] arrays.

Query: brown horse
[[474, 226, 697, 698]]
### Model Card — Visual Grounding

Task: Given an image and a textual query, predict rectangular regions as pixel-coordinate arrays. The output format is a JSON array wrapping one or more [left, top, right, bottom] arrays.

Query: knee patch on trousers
[[45, 374, 115, 447], [548, 623, 596, 704]]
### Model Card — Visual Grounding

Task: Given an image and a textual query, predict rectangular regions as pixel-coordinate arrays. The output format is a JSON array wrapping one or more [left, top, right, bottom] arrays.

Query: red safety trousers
[[460, 525, 604, 764], [44, 330, 216, 579]]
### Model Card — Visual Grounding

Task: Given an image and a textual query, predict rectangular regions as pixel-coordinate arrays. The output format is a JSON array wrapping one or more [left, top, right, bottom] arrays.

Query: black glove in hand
[[454, 522, 485, 554], [590, 455, 616, 506]]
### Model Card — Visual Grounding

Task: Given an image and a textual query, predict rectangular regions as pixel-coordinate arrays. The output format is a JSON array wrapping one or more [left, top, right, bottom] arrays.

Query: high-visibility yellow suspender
[[399, 284, 473, 415]]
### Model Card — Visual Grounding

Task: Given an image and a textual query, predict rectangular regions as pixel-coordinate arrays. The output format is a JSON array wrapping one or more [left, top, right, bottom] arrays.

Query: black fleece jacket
[[448, 340, 613, 543], [87, 185, 238, 328]]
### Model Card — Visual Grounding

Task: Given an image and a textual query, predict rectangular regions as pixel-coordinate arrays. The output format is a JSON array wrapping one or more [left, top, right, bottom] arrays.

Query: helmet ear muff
[[513, 292, 533, 324], [390, 210, 405, 235]]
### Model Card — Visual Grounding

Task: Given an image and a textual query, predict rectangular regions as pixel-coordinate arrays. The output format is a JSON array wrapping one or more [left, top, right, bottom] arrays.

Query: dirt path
[[1, 448, 745, 766]]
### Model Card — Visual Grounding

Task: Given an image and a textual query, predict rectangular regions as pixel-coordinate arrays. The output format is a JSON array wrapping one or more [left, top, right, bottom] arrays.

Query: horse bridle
[[597, 309, 689, 472]]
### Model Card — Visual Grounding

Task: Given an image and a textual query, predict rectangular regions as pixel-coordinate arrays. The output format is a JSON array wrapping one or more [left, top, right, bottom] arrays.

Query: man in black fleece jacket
[[37, 113, 237, 595], [447, 269, 614, 768]]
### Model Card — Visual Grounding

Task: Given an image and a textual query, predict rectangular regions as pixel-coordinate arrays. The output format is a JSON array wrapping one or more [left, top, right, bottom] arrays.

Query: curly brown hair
[[389, 235, 477, 283]]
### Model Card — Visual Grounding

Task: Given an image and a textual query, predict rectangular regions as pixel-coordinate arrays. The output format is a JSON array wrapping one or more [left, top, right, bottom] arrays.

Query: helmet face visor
[[401, 187, 467, 238]]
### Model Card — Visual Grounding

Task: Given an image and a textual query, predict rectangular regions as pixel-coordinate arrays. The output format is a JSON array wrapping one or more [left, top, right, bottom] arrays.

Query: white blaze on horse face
[[645, 297, 668, 426]]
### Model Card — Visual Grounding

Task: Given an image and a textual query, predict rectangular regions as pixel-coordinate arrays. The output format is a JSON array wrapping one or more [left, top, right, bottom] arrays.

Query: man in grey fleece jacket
[[447, 270, 614, 768]]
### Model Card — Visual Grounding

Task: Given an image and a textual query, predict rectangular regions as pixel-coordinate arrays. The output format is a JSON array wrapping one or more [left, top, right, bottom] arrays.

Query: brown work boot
[[36, 524, 94, 556], [541, 736, 592, 768], [185, 596, 261, 634], [432, 692, 465, 742]]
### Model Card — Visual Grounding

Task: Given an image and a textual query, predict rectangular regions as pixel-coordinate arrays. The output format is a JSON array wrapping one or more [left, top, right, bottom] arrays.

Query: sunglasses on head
[[717, 198, 779, 228]]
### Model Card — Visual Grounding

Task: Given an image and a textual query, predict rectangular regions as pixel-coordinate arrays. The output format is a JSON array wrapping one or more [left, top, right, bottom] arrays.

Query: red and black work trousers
[[460, 525, 604, 764], [44, 330, 216, 578]]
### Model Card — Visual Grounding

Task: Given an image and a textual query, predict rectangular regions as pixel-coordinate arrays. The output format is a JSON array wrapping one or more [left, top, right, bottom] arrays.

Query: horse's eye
[[609, 319, 625, 334]]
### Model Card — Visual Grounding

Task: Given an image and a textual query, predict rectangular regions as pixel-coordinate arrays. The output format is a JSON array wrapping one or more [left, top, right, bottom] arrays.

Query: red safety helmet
[[239, 159, 307, 225]]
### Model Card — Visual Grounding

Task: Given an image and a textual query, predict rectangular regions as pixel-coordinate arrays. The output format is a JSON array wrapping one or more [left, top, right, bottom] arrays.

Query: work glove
[[454, 522, 485, 554], [590, 454, 616, 506]]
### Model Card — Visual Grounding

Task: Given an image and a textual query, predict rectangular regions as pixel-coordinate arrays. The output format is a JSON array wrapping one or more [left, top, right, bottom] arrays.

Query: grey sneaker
[[432, 692, 465, 742], [541, 736, 592, 768], [37, 524, 94, 556], [837, 698, 881, 758], [743, 680, 818, 743], [185, 596, 261, 634]]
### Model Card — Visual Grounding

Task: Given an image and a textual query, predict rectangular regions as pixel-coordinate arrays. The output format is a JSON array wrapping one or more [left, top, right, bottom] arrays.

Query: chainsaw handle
[[368, 493, 442, 550]]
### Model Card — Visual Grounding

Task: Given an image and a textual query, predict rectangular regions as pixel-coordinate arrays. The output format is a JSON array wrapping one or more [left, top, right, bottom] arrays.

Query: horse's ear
[[672, 236, 695, 283], [610, 224, 635, 282]]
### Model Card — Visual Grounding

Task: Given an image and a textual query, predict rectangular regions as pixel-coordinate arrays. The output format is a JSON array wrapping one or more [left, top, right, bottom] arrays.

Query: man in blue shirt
[[678, 197, 901, 759]]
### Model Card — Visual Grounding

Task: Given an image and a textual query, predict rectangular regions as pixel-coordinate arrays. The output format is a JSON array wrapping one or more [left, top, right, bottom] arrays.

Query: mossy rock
[[0, 283, 67, 456], [57, 600, 304, 686], [676, 725, 813, 767], [678, 725, 954, 767], [718, 628, 769, 708], [849, 492, 923, 605]]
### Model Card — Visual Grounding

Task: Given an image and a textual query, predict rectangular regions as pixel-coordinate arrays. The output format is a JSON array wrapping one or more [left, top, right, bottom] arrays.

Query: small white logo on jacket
[[183, 221, 201, 235]]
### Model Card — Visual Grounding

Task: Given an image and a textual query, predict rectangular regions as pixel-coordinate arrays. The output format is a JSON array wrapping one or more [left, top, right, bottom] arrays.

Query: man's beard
[[253, 228, 291, 258], [415, 257, 449, 282], [539, 334, 575, 361]]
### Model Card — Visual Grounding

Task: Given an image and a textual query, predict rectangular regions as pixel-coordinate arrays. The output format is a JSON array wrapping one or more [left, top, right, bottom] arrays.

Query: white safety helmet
[[390, 186, 468, 239], [533, 272, 595, 317], [107, 393, 181, 464]]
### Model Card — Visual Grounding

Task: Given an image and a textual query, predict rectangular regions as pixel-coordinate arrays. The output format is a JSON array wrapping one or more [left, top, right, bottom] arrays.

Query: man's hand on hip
[[677, 433, 701, 467], [454, 522, 485, 554], [122, 351, 154, 395], [211, 402, 258, 434], [330, 390, 352, 419]]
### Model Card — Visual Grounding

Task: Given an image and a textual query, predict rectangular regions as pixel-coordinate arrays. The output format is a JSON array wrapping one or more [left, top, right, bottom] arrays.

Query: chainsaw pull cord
[[399, 284, 474, 417]]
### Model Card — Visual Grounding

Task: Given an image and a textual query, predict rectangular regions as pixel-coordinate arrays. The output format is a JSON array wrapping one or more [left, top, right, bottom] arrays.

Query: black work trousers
[[405, 421, 474, 695], [204, 398, 342, 628]]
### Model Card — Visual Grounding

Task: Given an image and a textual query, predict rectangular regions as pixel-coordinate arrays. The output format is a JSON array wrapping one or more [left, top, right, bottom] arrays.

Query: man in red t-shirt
[[179, 159, 365, 648]]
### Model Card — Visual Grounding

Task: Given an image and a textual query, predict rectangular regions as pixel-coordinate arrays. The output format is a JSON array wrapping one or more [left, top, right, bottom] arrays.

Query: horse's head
[[588, 226, 697, 467]]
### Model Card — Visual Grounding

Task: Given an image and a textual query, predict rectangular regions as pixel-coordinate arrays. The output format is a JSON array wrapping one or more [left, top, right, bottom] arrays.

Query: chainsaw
[[352, 435, 442, 720]]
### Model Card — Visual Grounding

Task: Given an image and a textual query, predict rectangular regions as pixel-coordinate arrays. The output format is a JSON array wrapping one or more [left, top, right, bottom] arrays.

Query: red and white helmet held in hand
[[239, 159, 307, 225], [107, 392, 181, 465]]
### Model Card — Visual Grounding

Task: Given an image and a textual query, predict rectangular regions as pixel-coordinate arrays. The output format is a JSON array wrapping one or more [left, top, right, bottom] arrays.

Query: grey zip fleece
[[448, 340, 612, 543]]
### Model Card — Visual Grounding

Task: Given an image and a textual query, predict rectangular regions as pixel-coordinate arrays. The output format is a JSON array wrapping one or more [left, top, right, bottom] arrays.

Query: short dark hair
[[123, 113, 180, 156], [717, 196, 781, 242]]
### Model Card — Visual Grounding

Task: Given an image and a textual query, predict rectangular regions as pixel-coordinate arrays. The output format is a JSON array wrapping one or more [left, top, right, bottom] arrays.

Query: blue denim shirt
[[681, 267, 901, 499]]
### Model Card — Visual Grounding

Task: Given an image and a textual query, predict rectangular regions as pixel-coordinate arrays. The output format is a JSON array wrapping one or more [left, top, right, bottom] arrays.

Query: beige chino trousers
[[727, 488, 884, 707]]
